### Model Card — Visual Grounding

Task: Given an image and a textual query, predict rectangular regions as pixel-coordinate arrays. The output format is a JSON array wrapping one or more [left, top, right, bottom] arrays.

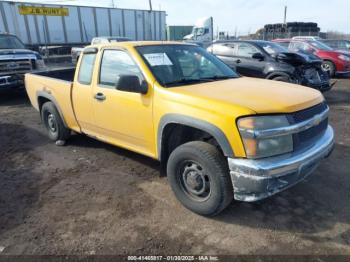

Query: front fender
[[157, 114, 235, 161]]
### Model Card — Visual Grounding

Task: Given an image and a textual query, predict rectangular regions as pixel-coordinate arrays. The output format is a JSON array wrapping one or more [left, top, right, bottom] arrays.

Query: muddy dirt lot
[[0, 80, 350, 255]]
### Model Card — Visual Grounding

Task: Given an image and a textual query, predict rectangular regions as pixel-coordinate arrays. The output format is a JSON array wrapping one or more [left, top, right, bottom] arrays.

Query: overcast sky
[[6, 0, 350, 34]]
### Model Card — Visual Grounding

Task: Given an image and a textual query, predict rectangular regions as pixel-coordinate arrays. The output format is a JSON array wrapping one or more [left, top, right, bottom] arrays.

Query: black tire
[[272, 75, 291, 83], [167, 141, 233, 216], [321, 60, 335, 77], [41, 102, 70, 142]]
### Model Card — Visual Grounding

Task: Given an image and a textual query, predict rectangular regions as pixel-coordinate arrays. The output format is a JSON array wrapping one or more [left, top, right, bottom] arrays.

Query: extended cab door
[[71, 50, 97, 134], [235, 43, 266, 78], [91, 48, 155, 157]]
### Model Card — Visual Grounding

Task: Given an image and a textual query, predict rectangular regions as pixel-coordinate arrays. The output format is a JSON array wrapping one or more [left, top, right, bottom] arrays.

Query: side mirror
[[116, 75, 148, 94], [252, 53, 264, 61]]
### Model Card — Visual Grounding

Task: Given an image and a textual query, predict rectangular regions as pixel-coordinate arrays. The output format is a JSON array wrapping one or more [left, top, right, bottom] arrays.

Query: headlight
[[35, 59, 46, 70], [338, 54, 350, 61], [238, 115, 293, 159]]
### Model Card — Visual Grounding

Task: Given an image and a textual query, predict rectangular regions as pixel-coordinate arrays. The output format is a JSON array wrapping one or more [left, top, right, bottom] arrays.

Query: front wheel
[[167, 141, 233, 216], [321, 61, 336, 77]]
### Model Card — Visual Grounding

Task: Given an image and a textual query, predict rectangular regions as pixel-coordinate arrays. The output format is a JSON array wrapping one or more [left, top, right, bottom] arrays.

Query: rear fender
[[36, 91, 68, 128]]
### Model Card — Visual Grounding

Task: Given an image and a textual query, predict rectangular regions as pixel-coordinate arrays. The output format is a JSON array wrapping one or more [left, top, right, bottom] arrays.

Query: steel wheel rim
[[321, 63, 331, 72], [47, 113, 57, 133], [178, 160, 211, 202]]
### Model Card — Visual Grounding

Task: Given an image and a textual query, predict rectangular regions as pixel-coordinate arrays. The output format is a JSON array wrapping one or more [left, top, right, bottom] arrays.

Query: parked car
[[0, 33, 46, 89], [273, 39, 350, 77], [319, 39, 350, 52], [207, 40, 331, 92], [292, 36, 323, 41], [71, 36, 132, 64], [25, 42, 334, 216]]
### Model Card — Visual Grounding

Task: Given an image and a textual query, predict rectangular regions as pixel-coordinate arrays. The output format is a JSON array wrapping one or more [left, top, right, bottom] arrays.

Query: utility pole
[[148, 0, 153, 40], [284, 6, 287, 25]]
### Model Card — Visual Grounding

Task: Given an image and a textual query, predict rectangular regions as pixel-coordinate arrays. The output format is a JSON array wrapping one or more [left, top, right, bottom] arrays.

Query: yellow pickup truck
[[25, 41, 334, 216]]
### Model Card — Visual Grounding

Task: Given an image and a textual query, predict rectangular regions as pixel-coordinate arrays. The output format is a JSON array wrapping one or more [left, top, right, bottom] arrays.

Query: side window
[[78, 53, 96, 85], [237, 43, 260, 58], [213, 44, 235, 57], [277, 42, 290, 49], [291, 42, 310, 52], [290, 42, 302, 51], [99, 49, 143, 88]]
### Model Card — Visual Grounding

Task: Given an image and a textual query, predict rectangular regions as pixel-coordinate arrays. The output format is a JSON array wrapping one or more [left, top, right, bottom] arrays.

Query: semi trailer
[[0, 1, 166, 49]]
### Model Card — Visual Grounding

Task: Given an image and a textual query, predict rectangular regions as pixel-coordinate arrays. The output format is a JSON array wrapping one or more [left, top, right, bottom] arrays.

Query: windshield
[[256, 42, 288, 55], [308, 41, 333, 51], [0, 35, 25, 49], [136, 45, 238, 87]]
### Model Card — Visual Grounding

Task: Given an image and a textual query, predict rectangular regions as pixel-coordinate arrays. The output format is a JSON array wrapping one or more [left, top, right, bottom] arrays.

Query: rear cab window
[[78, 53, 96, 85]]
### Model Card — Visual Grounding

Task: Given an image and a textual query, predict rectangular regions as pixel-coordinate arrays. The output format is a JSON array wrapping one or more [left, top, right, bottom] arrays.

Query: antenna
[[149, 0, 153, 11]]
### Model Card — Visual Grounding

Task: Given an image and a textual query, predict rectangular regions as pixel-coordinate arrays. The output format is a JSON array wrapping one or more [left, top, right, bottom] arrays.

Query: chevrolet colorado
[[25, 42, 334, 216]]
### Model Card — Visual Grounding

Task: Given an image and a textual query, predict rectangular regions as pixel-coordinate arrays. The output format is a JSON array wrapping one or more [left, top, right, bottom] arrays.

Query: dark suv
[[207, 40, 331, 92]]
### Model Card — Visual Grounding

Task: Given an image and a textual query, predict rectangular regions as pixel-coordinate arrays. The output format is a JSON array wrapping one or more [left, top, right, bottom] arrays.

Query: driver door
[[91, 48, 155, 157]]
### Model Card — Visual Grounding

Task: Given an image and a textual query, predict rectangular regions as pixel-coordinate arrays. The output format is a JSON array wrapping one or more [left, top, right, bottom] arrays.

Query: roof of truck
[[88, 41, 196, 49]]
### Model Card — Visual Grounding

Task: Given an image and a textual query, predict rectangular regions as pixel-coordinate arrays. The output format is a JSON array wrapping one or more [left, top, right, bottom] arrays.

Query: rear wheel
[[321, 60, 335, 77], [41, 102, 70, 142], [167, 141, 233, 216]]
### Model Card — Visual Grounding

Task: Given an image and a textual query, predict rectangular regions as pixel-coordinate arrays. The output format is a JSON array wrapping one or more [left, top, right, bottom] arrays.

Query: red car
[[273, 38, 350, 77]]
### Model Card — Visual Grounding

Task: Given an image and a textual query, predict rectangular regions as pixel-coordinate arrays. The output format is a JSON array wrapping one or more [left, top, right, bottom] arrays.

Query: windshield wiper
[[164, 78, 212, 87], [164, 76, 236, 87], [200, 75, 236, 81]]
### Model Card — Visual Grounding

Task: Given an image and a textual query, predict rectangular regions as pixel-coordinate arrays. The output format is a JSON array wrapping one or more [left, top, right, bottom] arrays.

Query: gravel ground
[[0, 80, 349, 255]]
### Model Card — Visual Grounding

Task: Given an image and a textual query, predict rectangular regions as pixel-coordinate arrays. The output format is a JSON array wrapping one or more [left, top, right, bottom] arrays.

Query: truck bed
[[33, 67, 76, 82], [25, 67, 80, 132]]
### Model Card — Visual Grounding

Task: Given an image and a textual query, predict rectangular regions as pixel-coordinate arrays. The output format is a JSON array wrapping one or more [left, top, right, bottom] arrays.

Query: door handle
[[236, 59, 241, 64], [94, 92, 106, 101]]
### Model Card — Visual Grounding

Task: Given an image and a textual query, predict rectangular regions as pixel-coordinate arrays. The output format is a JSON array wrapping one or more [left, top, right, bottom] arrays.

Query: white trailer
[[0, 1, 166, 47]]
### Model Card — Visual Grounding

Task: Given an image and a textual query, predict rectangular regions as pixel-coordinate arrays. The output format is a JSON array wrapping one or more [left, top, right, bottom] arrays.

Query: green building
[[166, 26, 194, 41]]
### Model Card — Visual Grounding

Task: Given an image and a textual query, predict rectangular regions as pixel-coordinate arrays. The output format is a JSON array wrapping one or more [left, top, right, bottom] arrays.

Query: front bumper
[[0, 75, 24, 89], [336, 70, 350, 75], [305, 81, 332, 92], [228, 125, 334, 202]]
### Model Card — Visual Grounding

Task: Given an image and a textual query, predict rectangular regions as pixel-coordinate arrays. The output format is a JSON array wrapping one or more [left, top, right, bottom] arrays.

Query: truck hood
[[169, 77, 324, 114], [0, 49, 38, 60]]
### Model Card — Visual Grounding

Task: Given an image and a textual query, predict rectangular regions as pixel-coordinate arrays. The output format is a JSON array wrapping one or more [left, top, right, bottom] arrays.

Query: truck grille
[[0, 59, 33, 75], [290, 102, 329, 150]]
